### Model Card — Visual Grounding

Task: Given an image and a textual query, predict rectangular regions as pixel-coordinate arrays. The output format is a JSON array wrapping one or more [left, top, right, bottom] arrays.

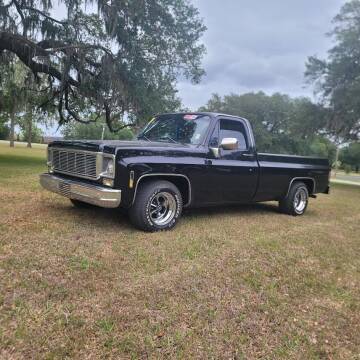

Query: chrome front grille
[[50, 148, 99, 179]]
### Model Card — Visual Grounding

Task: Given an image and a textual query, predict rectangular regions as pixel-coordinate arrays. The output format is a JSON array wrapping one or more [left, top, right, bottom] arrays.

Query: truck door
[[207, 117, 259, 203]]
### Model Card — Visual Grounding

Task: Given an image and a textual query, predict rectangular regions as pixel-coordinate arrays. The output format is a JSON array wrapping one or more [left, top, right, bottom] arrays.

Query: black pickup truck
[[40, 112, 330, 231]]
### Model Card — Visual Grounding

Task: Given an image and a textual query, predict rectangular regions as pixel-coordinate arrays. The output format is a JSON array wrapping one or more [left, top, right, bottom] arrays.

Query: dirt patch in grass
[[1, 145, 360, 359]]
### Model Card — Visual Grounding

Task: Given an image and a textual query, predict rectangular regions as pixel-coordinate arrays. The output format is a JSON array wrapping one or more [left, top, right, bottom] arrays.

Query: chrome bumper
[[39, 173, 121, 208]]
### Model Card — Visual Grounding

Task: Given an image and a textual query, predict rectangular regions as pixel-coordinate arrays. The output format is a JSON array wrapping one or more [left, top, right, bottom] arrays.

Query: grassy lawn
[[0, 143, 359, 359]]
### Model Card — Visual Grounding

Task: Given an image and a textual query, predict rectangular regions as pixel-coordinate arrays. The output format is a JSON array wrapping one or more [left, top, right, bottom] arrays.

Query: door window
[[219, 119, 248, 151]]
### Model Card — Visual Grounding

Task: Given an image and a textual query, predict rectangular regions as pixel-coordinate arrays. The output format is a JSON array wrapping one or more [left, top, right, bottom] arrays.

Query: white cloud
[[178, 0, 346, 110]]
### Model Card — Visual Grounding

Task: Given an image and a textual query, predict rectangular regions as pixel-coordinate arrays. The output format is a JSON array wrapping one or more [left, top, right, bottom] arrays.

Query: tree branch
[[37, 39, 112, 56], [22, 5, 68, 25], [103, 100, 135, 132], [12, 0, 26, 36], [0, 32, 80, 87], [0, 0, 14, 10]]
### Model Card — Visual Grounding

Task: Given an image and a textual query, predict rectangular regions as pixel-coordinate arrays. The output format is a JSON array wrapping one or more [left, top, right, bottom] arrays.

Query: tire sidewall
[[144, 186, 182, 230], [292, 185, 309, 215]]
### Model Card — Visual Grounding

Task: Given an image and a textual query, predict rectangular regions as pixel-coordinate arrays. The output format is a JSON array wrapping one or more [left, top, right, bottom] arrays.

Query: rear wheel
[[279, 181, 309, 216], [129, 180, 183, 232]]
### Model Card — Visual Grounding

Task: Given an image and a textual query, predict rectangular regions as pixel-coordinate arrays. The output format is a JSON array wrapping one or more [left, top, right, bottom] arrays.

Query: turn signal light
[[103, 178, 114, 187]]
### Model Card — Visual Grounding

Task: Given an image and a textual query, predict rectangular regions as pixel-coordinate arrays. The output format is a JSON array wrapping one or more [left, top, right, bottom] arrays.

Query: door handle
[[205, 159, 212, 165]]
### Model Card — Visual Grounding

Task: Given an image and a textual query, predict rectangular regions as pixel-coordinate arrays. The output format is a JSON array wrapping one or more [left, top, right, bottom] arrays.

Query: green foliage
[[19, 123, 43, 144], [62, 120, 134, 140], [0, 123, 10, 140], [0, 59, 51, 146], [0, 115, 10, 140], [309, 137, 337, 163], [0, 60, 27, 116], [200, 92, 334, 160], [340, 142, 360, 172], [305, 0, 360, 142], [0, 0, 206, 130], [343, 164, 352, 174]]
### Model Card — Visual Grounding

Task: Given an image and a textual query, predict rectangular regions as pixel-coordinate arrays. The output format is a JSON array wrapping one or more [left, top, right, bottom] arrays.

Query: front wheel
[[279, 181, 309, 216], [129, 180, 183, 232]]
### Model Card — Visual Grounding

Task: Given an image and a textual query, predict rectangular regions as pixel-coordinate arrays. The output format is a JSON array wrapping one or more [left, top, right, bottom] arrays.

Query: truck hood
[[49, 139, 197, 154]]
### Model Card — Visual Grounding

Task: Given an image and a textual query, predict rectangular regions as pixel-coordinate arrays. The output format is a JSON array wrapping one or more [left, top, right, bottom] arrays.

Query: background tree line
[[200, 92, 336, 159], [0, 0, 359, 171]]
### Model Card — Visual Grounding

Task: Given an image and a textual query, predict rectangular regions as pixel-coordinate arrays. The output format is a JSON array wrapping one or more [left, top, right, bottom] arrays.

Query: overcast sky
[[47, 0, 345, 135], [178, 0, 345, 110]]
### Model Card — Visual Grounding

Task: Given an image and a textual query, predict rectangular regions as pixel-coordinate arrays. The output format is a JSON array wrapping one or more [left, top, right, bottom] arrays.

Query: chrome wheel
[[293, 187, 307, 214], [149, 191, 177, 226]]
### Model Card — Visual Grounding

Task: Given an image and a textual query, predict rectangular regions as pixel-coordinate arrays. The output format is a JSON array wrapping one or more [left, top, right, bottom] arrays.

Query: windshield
[[138, 114, 211, 145]]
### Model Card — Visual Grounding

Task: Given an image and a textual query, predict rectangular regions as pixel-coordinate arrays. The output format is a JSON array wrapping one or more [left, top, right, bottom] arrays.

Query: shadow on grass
[[183, 202, 280, 218], [48, 200, 282, 230], [48, 202, 133, 230]]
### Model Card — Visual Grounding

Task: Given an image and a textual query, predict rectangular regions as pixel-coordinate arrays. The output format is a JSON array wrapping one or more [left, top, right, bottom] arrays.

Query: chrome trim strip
[[286, 177, 316, 197], [132, 173, 192, 207], [49, 147, 102, 156], [40, 173, 121, 208], [47, 168, 101, 181]]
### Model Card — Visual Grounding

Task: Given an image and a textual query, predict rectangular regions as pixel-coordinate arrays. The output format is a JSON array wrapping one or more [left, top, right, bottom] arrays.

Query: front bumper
[[40, 173, 121, 208]]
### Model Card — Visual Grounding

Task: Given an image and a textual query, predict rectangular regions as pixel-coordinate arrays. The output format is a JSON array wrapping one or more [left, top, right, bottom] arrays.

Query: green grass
[[0, 143, 360, 359]]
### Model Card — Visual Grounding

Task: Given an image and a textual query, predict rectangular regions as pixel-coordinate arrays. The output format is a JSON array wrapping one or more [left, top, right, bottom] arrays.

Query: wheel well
[[135, 175, 191, 206], [292, 178, 315, 195]]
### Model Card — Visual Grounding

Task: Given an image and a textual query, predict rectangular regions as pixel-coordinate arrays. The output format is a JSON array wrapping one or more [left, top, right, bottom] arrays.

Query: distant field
[[331, 171, 360, 186], [0, 140, 48, 149], [0, 143, 359, 359]]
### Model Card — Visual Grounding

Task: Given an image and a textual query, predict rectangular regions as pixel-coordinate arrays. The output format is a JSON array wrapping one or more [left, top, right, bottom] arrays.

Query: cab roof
[[158, 111, 245, 120]]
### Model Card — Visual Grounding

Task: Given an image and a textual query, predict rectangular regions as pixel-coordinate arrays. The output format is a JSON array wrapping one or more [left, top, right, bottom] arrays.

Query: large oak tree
[[305, 0, 360, 142], [0, 0, 206, 130]]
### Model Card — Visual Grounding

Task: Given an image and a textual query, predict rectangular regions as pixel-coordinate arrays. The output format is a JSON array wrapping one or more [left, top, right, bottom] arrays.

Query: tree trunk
[[10, 110, 15, 147], [27, 113, 32, 148], [334, 146, 340, 178], [101, 124, 105, 140]]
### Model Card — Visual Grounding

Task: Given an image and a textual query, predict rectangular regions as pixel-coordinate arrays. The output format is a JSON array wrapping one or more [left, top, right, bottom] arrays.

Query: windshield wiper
[[158, 135, 179, 144], [137, 134, 151, 141]]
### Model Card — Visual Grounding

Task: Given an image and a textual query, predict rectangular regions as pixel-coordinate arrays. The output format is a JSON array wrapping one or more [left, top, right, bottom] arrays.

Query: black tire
[[129, 180, 183, 232], [279, 181, 309, 216], [70, 198, 95, 208]]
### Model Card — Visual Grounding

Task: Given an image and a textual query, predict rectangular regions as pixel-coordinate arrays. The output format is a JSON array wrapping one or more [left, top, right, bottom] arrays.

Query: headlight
[[101, 156, 115, 178]]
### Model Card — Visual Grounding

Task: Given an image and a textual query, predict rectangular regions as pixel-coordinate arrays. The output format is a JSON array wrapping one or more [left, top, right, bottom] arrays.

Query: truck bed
[[254, 152, 330, 202]]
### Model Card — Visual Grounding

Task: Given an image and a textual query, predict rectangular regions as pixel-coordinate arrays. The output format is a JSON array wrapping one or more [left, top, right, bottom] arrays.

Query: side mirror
[[220, 137, 238, 150]]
